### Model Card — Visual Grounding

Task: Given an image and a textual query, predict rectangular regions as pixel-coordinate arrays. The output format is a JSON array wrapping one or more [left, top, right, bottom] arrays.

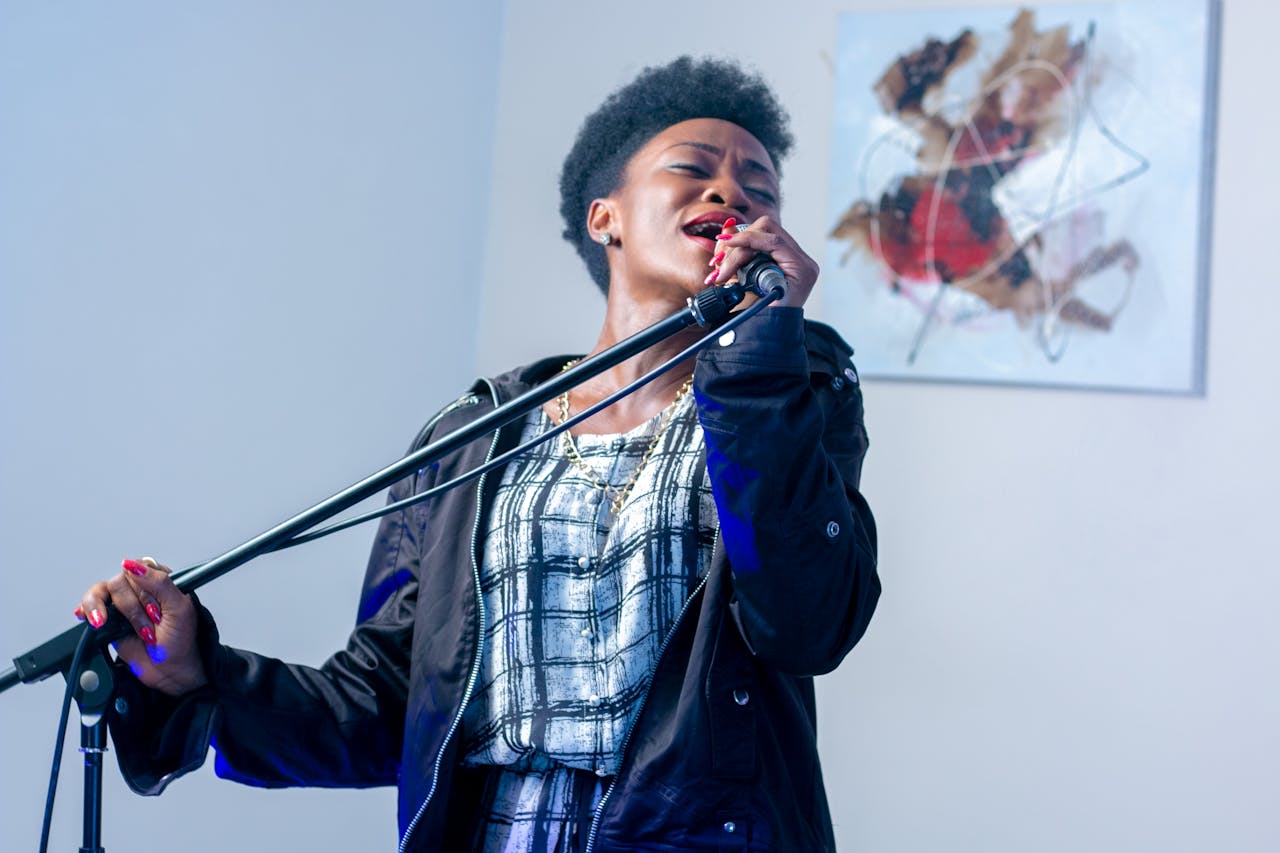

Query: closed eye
[[671, 162, 778, 206]]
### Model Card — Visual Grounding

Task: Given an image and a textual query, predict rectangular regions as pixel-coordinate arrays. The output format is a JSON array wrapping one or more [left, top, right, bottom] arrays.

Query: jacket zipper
[[583, 520, 721, 853], [399, 379, 500, 853]]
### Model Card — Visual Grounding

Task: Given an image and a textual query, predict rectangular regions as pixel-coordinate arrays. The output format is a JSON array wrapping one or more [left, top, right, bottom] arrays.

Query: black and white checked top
[[458, 391, 717, 850]]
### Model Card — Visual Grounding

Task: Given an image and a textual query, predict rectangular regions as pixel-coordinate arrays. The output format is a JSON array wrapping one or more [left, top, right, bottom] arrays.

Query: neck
[[591, 288, 700, 380], [552, 285, 700, 434]]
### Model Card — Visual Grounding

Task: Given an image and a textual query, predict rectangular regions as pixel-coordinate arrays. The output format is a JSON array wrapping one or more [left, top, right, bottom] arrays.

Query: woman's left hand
[[707, 215, 820, 308]]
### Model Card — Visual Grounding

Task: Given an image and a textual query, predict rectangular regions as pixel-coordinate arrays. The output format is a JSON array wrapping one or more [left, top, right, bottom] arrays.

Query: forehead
[[632, 118, 776, 177]]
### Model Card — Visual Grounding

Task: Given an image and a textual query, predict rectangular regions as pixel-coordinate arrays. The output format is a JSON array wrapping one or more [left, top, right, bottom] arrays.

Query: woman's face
[[597, 118, 781, 301]]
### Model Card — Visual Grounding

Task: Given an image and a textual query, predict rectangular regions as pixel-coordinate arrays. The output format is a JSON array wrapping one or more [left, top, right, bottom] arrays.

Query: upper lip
[[682, 210, 736, 236]]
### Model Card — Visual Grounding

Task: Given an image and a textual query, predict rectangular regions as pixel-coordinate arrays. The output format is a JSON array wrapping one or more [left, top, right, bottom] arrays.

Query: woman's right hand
[[77, 557, 209, 696]]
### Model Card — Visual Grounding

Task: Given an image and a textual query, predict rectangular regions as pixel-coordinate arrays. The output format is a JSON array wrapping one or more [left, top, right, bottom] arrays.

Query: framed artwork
[[825, 0, 1221, 393]]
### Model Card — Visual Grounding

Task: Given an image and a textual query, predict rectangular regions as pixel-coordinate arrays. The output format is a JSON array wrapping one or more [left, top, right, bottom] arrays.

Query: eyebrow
[[665, 141, 777, 183]]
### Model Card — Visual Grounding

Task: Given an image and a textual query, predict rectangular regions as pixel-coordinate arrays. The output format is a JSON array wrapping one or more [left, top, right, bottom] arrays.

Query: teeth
[[686, 221, 723, 238]]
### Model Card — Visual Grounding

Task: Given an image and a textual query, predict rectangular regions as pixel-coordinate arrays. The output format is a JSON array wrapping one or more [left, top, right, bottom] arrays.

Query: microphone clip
[[687, 282, 746, 327]]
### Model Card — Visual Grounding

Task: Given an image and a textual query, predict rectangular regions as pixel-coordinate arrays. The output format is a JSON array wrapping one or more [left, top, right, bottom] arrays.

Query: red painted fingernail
[[722, 217, 737, 231], [139, 626, 157, 645], [145, 603, 162, 625], [122, 558, 147, 577], [704, 269, 719, 285], [88, 609, 106, 629], [709, 251, 726, 267], [74, 605, 85, 621], [715, 232, 733, 241]]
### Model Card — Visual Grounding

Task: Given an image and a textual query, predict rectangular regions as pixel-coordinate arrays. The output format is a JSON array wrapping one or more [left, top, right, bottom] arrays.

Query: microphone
[[733, 223, 788, 299], [735, 253, 787, 299], [685, 226, 789, 326]]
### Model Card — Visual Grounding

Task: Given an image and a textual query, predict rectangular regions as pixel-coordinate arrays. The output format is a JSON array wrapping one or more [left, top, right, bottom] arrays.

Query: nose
[[700, 176, 751, 216]]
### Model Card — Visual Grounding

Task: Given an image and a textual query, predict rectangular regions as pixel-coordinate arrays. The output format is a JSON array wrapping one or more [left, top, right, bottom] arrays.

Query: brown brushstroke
[[832, 8, 1139, 342]]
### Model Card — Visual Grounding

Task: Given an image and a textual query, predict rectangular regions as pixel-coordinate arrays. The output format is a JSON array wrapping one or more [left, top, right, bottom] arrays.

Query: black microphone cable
[[38, 625, 93, 853]]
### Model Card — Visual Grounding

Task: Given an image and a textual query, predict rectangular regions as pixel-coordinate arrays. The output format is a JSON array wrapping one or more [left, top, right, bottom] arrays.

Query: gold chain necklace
[[554, 362, 693, 515]]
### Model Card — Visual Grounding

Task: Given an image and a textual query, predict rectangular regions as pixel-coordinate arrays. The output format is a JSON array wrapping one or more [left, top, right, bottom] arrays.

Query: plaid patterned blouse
[[458, 391, 717, 851]]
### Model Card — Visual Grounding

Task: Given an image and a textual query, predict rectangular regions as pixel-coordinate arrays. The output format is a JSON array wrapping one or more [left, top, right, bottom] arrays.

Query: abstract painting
[[825, 1, 1220, 393]]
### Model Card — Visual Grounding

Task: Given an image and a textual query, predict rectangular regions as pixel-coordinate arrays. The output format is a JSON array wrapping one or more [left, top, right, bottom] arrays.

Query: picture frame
[[825, 0, 1222, 394]]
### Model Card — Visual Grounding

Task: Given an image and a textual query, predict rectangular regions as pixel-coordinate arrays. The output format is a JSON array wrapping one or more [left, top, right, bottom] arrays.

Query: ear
[[587, 199, 620, 246]]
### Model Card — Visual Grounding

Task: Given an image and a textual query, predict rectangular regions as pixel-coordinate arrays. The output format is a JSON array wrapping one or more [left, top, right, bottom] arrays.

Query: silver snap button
[[844, 367, 858, 385], [718, 330, 736, 347], [113, 697, 129, 716], [580, 627, 593, 639], [733, 688, 750, 706], [588, 694, 601, 706], [577, 555, 590, 569], [825, 520, 840, 539], [831, 376, 845, 390], [723, 821, 737, 834]]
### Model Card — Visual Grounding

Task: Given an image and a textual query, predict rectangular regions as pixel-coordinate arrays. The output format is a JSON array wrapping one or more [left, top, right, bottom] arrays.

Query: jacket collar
[[471, 353, 582, 406]]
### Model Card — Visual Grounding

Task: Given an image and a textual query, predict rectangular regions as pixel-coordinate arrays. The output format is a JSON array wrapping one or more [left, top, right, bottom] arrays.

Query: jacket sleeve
[[694, 307, 880, 676], [107, 456, 429, 795]]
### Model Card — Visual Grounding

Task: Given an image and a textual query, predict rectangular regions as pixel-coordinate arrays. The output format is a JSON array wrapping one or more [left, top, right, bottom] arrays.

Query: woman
[[77, 56, 879, 851]]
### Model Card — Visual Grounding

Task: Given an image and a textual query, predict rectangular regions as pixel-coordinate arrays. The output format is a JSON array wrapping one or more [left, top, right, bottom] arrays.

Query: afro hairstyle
[[558, 56, 793, 294]]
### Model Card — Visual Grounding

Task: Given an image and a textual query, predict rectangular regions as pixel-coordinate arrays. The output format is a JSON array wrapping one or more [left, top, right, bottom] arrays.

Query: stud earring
[[598, 232, 613, 246]]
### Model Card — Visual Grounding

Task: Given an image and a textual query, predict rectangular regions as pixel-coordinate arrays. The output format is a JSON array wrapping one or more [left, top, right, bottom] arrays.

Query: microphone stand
[[0, 274, 782, 849], [73, 651, 114, 853]]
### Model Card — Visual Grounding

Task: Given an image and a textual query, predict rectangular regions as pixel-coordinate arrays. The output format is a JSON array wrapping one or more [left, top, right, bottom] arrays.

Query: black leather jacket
[[106, 308, 880, 852]]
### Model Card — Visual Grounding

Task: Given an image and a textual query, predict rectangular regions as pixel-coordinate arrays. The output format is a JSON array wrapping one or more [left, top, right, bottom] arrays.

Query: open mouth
[[682, 216, 731, 251]]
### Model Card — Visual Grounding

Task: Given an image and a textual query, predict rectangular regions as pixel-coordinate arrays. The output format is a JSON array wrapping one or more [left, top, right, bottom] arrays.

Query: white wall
[[478, 1, 1278, 851], [0, 2, 503, 851], [4, 2, 1276, 852]]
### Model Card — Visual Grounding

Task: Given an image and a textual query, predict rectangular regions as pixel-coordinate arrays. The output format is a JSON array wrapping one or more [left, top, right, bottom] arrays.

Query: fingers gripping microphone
[[686, 225, 788, 326], [733, 223, 787, 300]]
